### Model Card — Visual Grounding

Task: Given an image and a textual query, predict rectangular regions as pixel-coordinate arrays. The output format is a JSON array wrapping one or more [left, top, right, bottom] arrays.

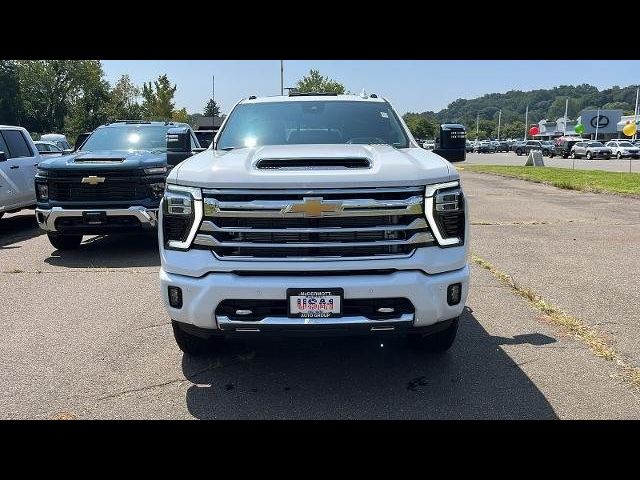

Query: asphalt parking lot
[[462, 151, 640, 172], [1, 172, 639, 419]]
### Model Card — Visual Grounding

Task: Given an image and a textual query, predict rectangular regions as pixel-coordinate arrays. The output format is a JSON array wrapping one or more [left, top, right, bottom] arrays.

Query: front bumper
[[160, 265, 470, 334], [35, 206, 158, 232]]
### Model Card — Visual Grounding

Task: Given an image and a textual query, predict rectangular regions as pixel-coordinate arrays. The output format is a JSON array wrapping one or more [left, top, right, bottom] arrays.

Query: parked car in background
[[540, 141, 555, 155], [513, 140, 553, 156], [495, 140, 510, 152], [465, 140, 474, 153], [549, 136, 582, 159], [0, 125, 41, 220], [39, 133, 71, 151], [510, 140, 525, 152], [34, 141, 64, 157], [605, 140, 640, 159], [474, 140, 494, 153], [422, 140, 435, 150], [570, 141, 612, 159]]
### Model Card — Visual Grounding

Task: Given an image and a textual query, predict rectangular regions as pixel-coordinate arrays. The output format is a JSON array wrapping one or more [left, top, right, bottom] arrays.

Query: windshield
[[216, 100, 410, 150], [588, 142, 604, 147], [79, 125, 172, 153], [618, 141, 634, 147]]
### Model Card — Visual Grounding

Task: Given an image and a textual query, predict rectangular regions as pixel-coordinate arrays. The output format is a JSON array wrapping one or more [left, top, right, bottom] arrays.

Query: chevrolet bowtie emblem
[[282, 197, 343, 217], [81, 176, 105, 185]]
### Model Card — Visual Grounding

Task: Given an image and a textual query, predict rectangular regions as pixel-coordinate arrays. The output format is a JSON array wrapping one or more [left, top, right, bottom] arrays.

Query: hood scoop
[[256, 157, 371, 170], [74, 154, 125, 163]]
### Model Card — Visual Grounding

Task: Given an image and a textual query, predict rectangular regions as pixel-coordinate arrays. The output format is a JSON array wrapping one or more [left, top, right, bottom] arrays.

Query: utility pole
[[524, 105, 529, 140], [280, 60, 284, 96], [212, 75, 215, 114], [497, 110, 502, 141], [595, 108, 600, 141], [476, 113, 479, 141], [633, 87, 639, 142], [563, 98, 569, 136]]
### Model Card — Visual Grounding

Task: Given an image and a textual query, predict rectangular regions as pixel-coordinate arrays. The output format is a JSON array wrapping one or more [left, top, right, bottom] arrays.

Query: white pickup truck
[[159, 93, 469, 355]]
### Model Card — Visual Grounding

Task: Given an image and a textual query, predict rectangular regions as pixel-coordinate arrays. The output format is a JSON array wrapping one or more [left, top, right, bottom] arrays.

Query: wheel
[[408, 317, 459, 353], [586, 151, 592, 160], [571, 151, 577, 159], [47, 233, 82, 250], [515, 149, 522, 156], [171, 320, 222, 356], [562, 153, 569, 159], [617, 152, 622, 159]]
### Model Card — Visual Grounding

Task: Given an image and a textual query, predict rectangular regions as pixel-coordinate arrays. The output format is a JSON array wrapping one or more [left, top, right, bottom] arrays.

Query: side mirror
[[192, 147, 207, 154], [0, 151, 6, 162], [166, 127, 192, 167]]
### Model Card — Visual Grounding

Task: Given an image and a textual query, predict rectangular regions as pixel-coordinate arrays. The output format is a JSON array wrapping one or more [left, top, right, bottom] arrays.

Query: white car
[[605, 140, 640, 159], [159, 93, 469, 355], [422, 141, 435, 150], [0, 125, 40, 220], [39, 133, 71, 151], [34, 141, 65, 157]]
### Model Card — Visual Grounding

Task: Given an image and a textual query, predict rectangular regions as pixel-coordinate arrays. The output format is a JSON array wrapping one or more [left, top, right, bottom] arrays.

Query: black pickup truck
[[34, 120, 202, 250], [513, 140, 553, 156]]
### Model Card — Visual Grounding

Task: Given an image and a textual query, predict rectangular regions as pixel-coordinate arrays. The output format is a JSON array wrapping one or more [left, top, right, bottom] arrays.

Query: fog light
[[150, 182, 165, 199], [168, 286, 183, 308], [36, 183, 49, 201], [447, 283, 462, 306]]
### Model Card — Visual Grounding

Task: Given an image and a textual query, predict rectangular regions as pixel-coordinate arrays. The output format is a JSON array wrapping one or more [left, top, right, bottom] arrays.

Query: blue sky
[[101, 60, 640, 116]]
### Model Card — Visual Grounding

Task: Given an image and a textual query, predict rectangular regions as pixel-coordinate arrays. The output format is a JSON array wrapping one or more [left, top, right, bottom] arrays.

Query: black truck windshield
[[216, 100, 410, 150], [80, 125, 171, 153]]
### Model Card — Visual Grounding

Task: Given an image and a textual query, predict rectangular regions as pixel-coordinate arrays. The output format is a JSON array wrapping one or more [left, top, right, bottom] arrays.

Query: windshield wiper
[[220, 146, 235, 151]]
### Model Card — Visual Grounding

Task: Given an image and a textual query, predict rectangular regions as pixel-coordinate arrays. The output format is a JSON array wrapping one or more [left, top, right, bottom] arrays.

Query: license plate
[[287, 288, 343, 318], [83, 211, 107, 225]]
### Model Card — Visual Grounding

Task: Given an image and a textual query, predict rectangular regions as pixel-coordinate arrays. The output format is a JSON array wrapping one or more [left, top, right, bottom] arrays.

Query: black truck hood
[[38, 150, 166, 172]]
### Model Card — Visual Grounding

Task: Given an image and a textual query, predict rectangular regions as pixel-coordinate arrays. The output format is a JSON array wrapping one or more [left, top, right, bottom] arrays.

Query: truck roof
[[240, 94, 387, 105], [96, 120, 190, 129]]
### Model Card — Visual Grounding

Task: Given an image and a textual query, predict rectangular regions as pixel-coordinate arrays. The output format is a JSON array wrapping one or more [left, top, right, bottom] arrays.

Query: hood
[[169, 144, 455, 189], [38, 150, 166, 171]]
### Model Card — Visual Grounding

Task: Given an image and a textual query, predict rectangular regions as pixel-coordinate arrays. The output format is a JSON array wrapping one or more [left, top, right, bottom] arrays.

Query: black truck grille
[[47, 171, 150, 202]]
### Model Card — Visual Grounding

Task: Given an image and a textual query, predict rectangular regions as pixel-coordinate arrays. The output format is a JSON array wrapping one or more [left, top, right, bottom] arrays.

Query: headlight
[[36, 182, 49, 201], [424, 181, 465, 247], [144, 166, 168, 175], [162, 184, 203, 250]]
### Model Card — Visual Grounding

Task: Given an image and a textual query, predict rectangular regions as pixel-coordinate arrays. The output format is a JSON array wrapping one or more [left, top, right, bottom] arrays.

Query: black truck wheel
[[47, 233, 82, 250]]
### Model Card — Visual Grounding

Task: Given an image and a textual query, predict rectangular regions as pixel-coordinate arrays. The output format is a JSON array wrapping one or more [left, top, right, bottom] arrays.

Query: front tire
[[617, 152, 622, 159], [571, 151, 577, 159], [586, 151, 592, 160], [47, 233, 82, 250], [516, 149, 523, 156], [172, 320, 222, 356], [408, 317, 459, 353]]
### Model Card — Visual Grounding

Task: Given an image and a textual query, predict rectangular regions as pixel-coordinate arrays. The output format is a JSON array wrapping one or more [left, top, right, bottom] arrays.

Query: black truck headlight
[[36, 182, 49, 201], [162, 184, 202, 250], [424, 181, 465, 247]]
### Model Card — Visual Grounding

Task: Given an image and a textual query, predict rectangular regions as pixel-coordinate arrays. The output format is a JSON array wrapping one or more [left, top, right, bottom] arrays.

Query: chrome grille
[[195, 187, 434, 259]]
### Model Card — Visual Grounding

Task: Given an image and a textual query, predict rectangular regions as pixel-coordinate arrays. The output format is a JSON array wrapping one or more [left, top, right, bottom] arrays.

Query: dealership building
[[534, 109, 637, 141]]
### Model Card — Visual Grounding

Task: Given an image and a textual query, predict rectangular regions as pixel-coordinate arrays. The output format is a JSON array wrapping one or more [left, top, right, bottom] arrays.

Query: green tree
[[141, 74, 177, 120], [203, 98, 220, 117], [403, 113, 437, 139], [0, 60, 21, 125], [501, 121, 526, 140], [16, 60, 107, 134], [172, 108, 188, 123], [295, 69, 346, 94], [103, 74, 141, 121]]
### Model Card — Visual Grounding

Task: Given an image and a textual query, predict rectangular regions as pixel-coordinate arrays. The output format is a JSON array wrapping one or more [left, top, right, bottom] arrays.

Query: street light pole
[[563, 98, 568, 136], [497, 110, 501, 141], [595, 108, 600, 141], [280, 60, 284, 96], [524, 105, 528, 140]]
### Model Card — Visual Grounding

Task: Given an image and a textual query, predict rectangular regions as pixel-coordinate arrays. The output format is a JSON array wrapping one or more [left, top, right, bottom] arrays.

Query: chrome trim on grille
[[202, 187, 424, 195], [204, 196, 423, 218], [193, 231, 434, 248], [217, 313, 414, 330], [199, 217, 428, 234]]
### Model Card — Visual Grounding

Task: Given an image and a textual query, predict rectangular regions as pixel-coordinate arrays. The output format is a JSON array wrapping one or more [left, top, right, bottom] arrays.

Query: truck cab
[[35, 120, 202, 250]]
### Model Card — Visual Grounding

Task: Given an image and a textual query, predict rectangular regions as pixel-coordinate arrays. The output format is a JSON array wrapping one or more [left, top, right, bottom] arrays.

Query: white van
[[0, 126, 41, 219], [39, 133, 71, 151]]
